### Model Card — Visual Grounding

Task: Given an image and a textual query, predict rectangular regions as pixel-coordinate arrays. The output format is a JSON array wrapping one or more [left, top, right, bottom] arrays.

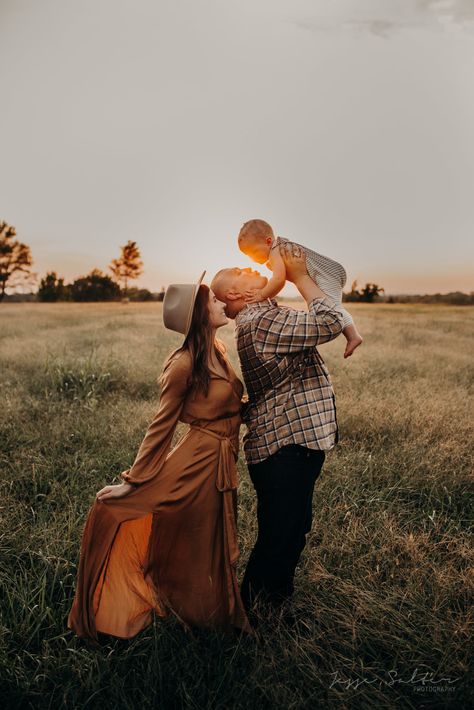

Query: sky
[[1, 0, 473, 295]]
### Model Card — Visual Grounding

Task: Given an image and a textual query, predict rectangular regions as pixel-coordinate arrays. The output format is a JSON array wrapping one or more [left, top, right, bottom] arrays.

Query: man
[[211, 243, 343, 621]]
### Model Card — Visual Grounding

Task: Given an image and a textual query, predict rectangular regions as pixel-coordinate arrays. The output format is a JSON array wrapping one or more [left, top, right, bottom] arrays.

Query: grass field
[[0, 302, 472, 709]]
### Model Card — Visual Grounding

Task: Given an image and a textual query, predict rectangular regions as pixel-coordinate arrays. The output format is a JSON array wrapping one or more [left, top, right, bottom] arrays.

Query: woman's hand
[[96, 482, 135, 503], [240, 395, 250, 420]]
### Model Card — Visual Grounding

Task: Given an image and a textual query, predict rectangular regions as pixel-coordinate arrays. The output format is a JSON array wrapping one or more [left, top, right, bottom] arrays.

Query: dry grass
[[0, 302, 472, 709]]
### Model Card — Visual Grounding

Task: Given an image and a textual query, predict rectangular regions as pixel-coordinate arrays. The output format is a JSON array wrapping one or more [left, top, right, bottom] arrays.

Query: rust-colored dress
[[67, 350, 252, 641]]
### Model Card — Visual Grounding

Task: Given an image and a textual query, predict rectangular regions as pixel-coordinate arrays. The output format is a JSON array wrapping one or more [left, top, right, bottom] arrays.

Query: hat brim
[[183, 270, 206, 338]]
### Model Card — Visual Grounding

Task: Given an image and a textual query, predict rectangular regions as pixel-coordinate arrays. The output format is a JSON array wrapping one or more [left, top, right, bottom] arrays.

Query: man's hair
[[238, 219, 274, 249]]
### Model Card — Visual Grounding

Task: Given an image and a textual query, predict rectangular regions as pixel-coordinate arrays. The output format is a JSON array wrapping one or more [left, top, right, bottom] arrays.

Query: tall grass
[[0, 302, 472, 709]]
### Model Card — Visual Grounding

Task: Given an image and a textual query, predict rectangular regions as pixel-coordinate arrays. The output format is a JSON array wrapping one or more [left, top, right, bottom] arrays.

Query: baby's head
[[238, 219, 275, 264]]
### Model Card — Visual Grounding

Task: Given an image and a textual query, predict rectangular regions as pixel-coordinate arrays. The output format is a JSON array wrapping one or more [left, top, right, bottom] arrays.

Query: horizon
[[1, 0, 473, 297], [3, 236, 474, 297], [6, 271, 473, 300]]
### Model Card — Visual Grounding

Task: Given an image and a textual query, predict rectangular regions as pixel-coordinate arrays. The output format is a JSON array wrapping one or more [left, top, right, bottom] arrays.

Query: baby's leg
[[304, 249, 363, 357], [342, 321, 363, 358], [314, 276, 363, 358]]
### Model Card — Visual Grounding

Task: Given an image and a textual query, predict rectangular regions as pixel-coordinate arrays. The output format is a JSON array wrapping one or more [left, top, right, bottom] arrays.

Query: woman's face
[[208, 289, 228, 329]]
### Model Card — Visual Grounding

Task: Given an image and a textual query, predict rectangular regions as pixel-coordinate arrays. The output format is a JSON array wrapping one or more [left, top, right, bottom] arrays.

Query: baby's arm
[[244, 245, 287, 303]]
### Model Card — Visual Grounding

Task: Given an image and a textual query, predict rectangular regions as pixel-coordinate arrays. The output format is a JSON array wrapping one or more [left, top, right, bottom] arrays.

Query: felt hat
[[163, 270, 206, 337]]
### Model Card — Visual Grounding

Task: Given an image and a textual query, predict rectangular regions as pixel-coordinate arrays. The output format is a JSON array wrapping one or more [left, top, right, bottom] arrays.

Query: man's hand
[[279, 243, 308, 284], [96, 482, 135, 502], [280, 243, 328, 303]]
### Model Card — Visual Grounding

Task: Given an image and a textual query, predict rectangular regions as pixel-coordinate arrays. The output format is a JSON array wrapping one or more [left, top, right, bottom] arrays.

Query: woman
[[67, 271, 253, 642]]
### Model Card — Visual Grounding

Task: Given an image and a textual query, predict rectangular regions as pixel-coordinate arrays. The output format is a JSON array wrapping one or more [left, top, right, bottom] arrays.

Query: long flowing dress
[[67, 349, 252, 642]]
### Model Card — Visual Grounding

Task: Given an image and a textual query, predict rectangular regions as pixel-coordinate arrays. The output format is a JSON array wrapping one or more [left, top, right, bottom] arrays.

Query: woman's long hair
[[163, 284, 228, 397]]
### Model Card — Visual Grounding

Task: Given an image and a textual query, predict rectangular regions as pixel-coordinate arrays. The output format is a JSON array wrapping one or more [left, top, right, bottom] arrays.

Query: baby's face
[[240, 238, 271, 265]]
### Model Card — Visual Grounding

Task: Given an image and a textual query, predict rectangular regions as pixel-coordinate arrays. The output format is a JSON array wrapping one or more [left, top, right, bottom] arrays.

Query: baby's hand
[[244, 289, 265, 303]]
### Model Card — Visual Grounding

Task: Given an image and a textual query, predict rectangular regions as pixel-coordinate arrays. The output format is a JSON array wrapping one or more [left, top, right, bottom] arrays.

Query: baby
[[238, 219, 363, 358]]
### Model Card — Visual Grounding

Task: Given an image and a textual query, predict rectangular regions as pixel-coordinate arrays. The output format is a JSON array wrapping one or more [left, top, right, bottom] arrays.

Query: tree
[[343, 280, 385, 303], [109, 241, 144, 295], [343, 280, 362, 303], [70, 269, 121, 302], [38, 272, 68, 302], [359, 283, 385, 303], [0, 221, 34, 301]]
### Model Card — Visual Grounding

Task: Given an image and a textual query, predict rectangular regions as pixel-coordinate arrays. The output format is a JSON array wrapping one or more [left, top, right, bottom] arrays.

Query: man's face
[[226, 267, 268, 294], [211, 267, 268, 315]]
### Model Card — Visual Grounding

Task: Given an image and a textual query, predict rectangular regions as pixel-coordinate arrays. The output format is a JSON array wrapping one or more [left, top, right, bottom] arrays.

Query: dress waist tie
[[190, 426, 238, 492]]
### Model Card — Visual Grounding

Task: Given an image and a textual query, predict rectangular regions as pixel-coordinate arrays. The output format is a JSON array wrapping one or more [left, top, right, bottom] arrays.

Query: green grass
[[0, 302, 472, 709]]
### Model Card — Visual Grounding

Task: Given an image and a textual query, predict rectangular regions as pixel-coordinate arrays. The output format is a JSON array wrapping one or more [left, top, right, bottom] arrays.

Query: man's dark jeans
[[241, 444, 325, 611]]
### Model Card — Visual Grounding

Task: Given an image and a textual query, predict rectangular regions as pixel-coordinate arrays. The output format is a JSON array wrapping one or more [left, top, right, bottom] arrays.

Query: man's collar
[[235, 299, 278, 325]]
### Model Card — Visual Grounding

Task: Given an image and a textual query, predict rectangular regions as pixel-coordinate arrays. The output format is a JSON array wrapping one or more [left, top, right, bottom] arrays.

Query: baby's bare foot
[[344, 335, 363, 358]]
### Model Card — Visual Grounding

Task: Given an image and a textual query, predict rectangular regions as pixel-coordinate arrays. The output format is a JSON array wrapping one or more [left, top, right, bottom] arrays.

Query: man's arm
[[254, 299, 343, 355], [253, 244, 343, 354]]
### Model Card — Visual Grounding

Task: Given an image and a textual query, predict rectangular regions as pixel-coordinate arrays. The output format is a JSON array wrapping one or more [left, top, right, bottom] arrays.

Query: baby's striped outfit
[[274, 237, 354, 329]]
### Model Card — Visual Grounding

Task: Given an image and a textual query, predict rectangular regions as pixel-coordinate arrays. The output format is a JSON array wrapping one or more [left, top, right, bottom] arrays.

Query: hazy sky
[[1, 0, 473, 294]]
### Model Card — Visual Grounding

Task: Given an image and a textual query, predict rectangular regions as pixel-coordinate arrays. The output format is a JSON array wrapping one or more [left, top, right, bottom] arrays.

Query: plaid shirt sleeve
[[254, 297, 343, 355]]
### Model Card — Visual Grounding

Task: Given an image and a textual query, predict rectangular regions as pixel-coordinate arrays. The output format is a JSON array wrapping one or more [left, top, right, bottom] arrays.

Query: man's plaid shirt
[[235, 297, 343, 465]]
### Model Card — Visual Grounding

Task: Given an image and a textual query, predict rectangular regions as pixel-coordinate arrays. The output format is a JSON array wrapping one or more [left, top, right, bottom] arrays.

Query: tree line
[[341, 280, 474, 305], [0, 220, 163, 302], [1, 220, 472, 304]]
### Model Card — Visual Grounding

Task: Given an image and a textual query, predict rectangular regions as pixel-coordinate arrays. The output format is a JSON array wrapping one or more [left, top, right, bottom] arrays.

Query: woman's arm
[[96, 352, 191, 501], [244, 246, 287, 303], [121, 352, 191, 484]]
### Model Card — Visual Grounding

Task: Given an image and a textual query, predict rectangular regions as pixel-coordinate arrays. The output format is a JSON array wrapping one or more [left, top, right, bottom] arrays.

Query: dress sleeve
[[121, 352, 191, 485]]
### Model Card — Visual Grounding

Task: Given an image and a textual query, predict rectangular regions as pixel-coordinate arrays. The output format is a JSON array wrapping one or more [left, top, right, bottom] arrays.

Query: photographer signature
[[329, 668, 461, 691]]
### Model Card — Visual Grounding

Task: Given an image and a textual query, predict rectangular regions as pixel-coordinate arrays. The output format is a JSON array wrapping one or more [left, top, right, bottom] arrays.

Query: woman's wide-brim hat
[[163, 270, 206, 338]]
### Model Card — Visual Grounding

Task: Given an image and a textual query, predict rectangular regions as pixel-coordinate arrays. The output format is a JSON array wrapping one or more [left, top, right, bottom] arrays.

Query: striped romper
[[274, 236, 354, 329]]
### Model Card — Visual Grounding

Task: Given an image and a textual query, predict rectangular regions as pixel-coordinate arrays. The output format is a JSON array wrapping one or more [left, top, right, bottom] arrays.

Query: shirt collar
[[235, 299, 278, 325]]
